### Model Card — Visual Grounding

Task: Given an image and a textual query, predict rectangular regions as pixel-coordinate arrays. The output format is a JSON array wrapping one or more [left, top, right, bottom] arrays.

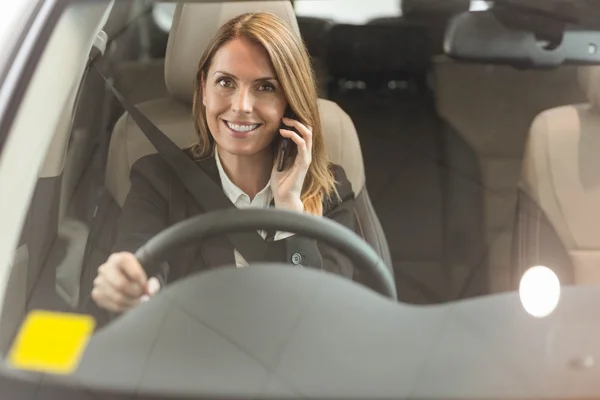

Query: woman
[[92, 12, 357, 313]]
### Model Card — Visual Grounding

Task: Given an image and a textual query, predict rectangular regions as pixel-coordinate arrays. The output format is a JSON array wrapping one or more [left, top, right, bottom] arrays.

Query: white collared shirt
[[214, 147, 294, 267]]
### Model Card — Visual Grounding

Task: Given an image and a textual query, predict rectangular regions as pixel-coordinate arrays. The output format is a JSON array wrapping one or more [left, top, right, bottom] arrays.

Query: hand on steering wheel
[[92, 252, 161, 313], [135, 208, 396, 300]]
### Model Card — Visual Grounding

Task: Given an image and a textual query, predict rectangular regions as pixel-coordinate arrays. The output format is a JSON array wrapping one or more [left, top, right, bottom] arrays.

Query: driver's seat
[[105, 2, 393, 280]]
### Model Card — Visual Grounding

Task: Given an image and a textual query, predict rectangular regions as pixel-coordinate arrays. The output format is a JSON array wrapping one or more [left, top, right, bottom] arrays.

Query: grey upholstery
[[105, 1, 391, 272]]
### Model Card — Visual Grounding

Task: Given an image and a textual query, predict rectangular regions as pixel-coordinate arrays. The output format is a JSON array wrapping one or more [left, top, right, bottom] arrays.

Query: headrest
[[165, 1, 300, 104], [326, 23, 431, 80], [578, 66, 600, 111], [296, 16, 334, 58]]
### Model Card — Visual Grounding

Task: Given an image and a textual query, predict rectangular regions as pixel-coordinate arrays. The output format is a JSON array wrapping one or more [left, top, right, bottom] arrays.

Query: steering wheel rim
[[134, 208, 397, 300]]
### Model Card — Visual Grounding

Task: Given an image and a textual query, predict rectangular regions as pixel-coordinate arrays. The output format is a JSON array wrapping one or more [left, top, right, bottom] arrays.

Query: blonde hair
[[191, 12, 336, 216]]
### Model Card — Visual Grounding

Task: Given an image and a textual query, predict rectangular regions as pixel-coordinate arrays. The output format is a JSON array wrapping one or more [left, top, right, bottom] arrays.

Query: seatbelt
[[94, 65, 272, 264]]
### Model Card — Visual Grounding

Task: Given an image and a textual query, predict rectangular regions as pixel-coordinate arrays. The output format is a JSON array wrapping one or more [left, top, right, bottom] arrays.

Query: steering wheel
[[134, 208, 397, 300]]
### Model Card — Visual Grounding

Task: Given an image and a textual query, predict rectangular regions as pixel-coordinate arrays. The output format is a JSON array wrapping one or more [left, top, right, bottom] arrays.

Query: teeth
[[226, 122, 259, 132]]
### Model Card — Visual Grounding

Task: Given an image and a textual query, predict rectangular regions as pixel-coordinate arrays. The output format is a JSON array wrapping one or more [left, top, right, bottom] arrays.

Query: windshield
[[1, 0, 599, 397]]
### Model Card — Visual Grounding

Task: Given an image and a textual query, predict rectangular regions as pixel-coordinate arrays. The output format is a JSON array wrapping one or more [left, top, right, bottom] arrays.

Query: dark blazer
[[111, 152, 358, 285]]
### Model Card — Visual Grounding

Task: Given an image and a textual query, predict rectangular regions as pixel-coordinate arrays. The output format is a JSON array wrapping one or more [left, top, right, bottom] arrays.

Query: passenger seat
[[405, 0, 587, 293], [515, 66, 600, 287], [325, 22, 487, 304], [434, 58, 586, 292]]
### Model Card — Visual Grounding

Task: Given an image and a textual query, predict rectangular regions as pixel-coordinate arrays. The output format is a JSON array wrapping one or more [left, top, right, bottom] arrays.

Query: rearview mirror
[[444, 10, 600, 68]]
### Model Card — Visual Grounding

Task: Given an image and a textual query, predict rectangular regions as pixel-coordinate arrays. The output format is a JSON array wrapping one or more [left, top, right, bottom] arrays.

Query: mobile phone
[[276, 108, 299, 172]]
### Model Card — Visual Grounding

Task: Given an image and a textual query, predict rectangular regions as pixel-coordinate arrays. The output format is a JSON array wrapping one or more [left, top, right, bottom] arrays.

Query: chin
[[218, 140, 270, 158], [215, 131, 276, 158]]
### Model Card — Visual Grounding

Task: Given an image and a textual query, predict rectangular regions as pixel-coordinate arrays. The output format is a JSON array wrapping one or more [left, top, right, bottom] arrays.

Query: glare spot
[[519, 266, 560, 318], [470, 1, 491, 12]]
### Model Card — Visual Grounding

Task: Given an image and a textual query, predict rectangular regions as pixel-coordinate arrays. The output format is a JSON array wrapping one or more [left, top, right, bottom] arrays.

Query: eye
[[216, 77, 234, 88], [258, 82, 276, 92]]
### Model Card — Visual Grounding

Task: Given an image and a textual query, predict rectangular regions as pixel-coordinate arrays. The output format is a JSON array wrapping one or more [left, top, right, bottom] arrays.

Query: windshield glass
[[1, 0, 599, 397]]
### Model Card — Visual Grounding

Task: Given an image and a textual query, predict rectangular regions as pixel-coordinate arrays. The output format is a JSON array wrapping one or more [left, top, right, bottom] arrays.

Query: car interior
[[514, 66, 600, 286], [2, 0, 597, 357]]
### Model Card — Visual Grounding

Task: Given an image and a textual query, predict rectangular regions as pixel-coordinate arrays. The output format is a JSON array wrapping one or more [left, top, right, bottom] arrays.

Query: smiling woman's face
[[202, 36, 287, 159]]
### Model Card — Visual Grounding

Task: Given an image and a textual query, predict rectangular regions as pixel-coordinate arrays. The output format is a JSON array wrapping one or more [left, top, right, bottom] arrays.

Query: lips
[[223, 120, 261, 138]]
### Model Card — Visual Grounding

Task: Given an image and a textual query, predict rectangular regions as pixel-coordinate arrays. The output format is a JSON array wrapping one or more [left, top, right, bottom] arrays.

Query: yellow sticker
[[7, 310, 95, 375]]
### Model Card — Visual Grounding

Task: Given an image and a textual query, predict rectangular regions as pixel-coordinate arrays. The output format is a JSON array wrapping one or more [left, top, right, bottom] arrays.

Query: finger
[[280, 129, 310, 163], [101, 283, 141, 308], [112, 252, 148, 286], [279, 129, 306, 149], [281, 118, 313, 156], [92, 286, 139, 313], [282, 117, 312, 138], [101, 263, 145, 298], [94, 274, 143, 306], [147, 277, 161, 296], [304, 128, 313, 155], [92, 291, 125, 313], [286, 119, 313, 153], [139, 278, 161, 304], [92, 287, 121, 312]]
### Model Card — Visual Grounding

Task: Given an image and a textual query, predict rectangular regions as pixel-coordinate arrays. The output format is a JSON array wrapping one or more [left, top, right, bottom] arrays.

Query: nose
[[232, 86, 253, 114]]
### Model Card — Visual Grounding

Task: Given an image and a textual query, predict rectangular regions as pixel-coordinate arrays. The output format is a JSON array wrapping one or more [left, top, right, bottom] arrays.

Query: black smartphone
[[276, 108, 299, 172]]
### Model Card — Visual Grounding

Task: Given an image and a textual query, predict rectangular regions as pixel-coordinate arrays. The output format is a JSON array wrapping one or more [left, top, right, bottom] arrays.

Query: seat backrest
[[434, 58, 585, 292], [105, 1, 391, 271], [519, 66, 600, 285]]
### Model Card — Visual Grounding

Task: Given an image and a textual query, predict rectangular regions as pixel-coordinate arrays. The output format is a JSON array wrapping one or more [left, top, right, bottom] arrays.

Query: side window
[[1, 0, 117, 353], [295, 0, 401, 24], [152, 2, 176, 32], [148, 2, 176, 58]]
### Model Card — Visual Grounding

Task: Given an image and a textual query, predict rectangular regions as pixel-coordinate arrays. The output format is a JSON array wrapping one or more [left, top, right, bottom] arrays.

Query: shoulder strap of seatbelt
[[95, 65, 271, 263]]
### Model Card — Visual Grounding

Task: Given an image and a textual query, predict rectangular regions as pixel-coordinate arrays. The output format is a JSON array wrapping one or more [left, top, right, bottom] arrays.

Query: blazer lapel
[[189, 152, 278, 267], [184, 154, 236, 267], [195, 154, 222, 191]]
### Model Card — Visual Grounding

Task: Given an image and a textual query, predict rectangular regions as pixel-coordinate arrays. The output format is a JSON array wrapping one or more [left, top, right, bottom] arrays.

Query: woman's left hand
[[271, 117, 312, 212]]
